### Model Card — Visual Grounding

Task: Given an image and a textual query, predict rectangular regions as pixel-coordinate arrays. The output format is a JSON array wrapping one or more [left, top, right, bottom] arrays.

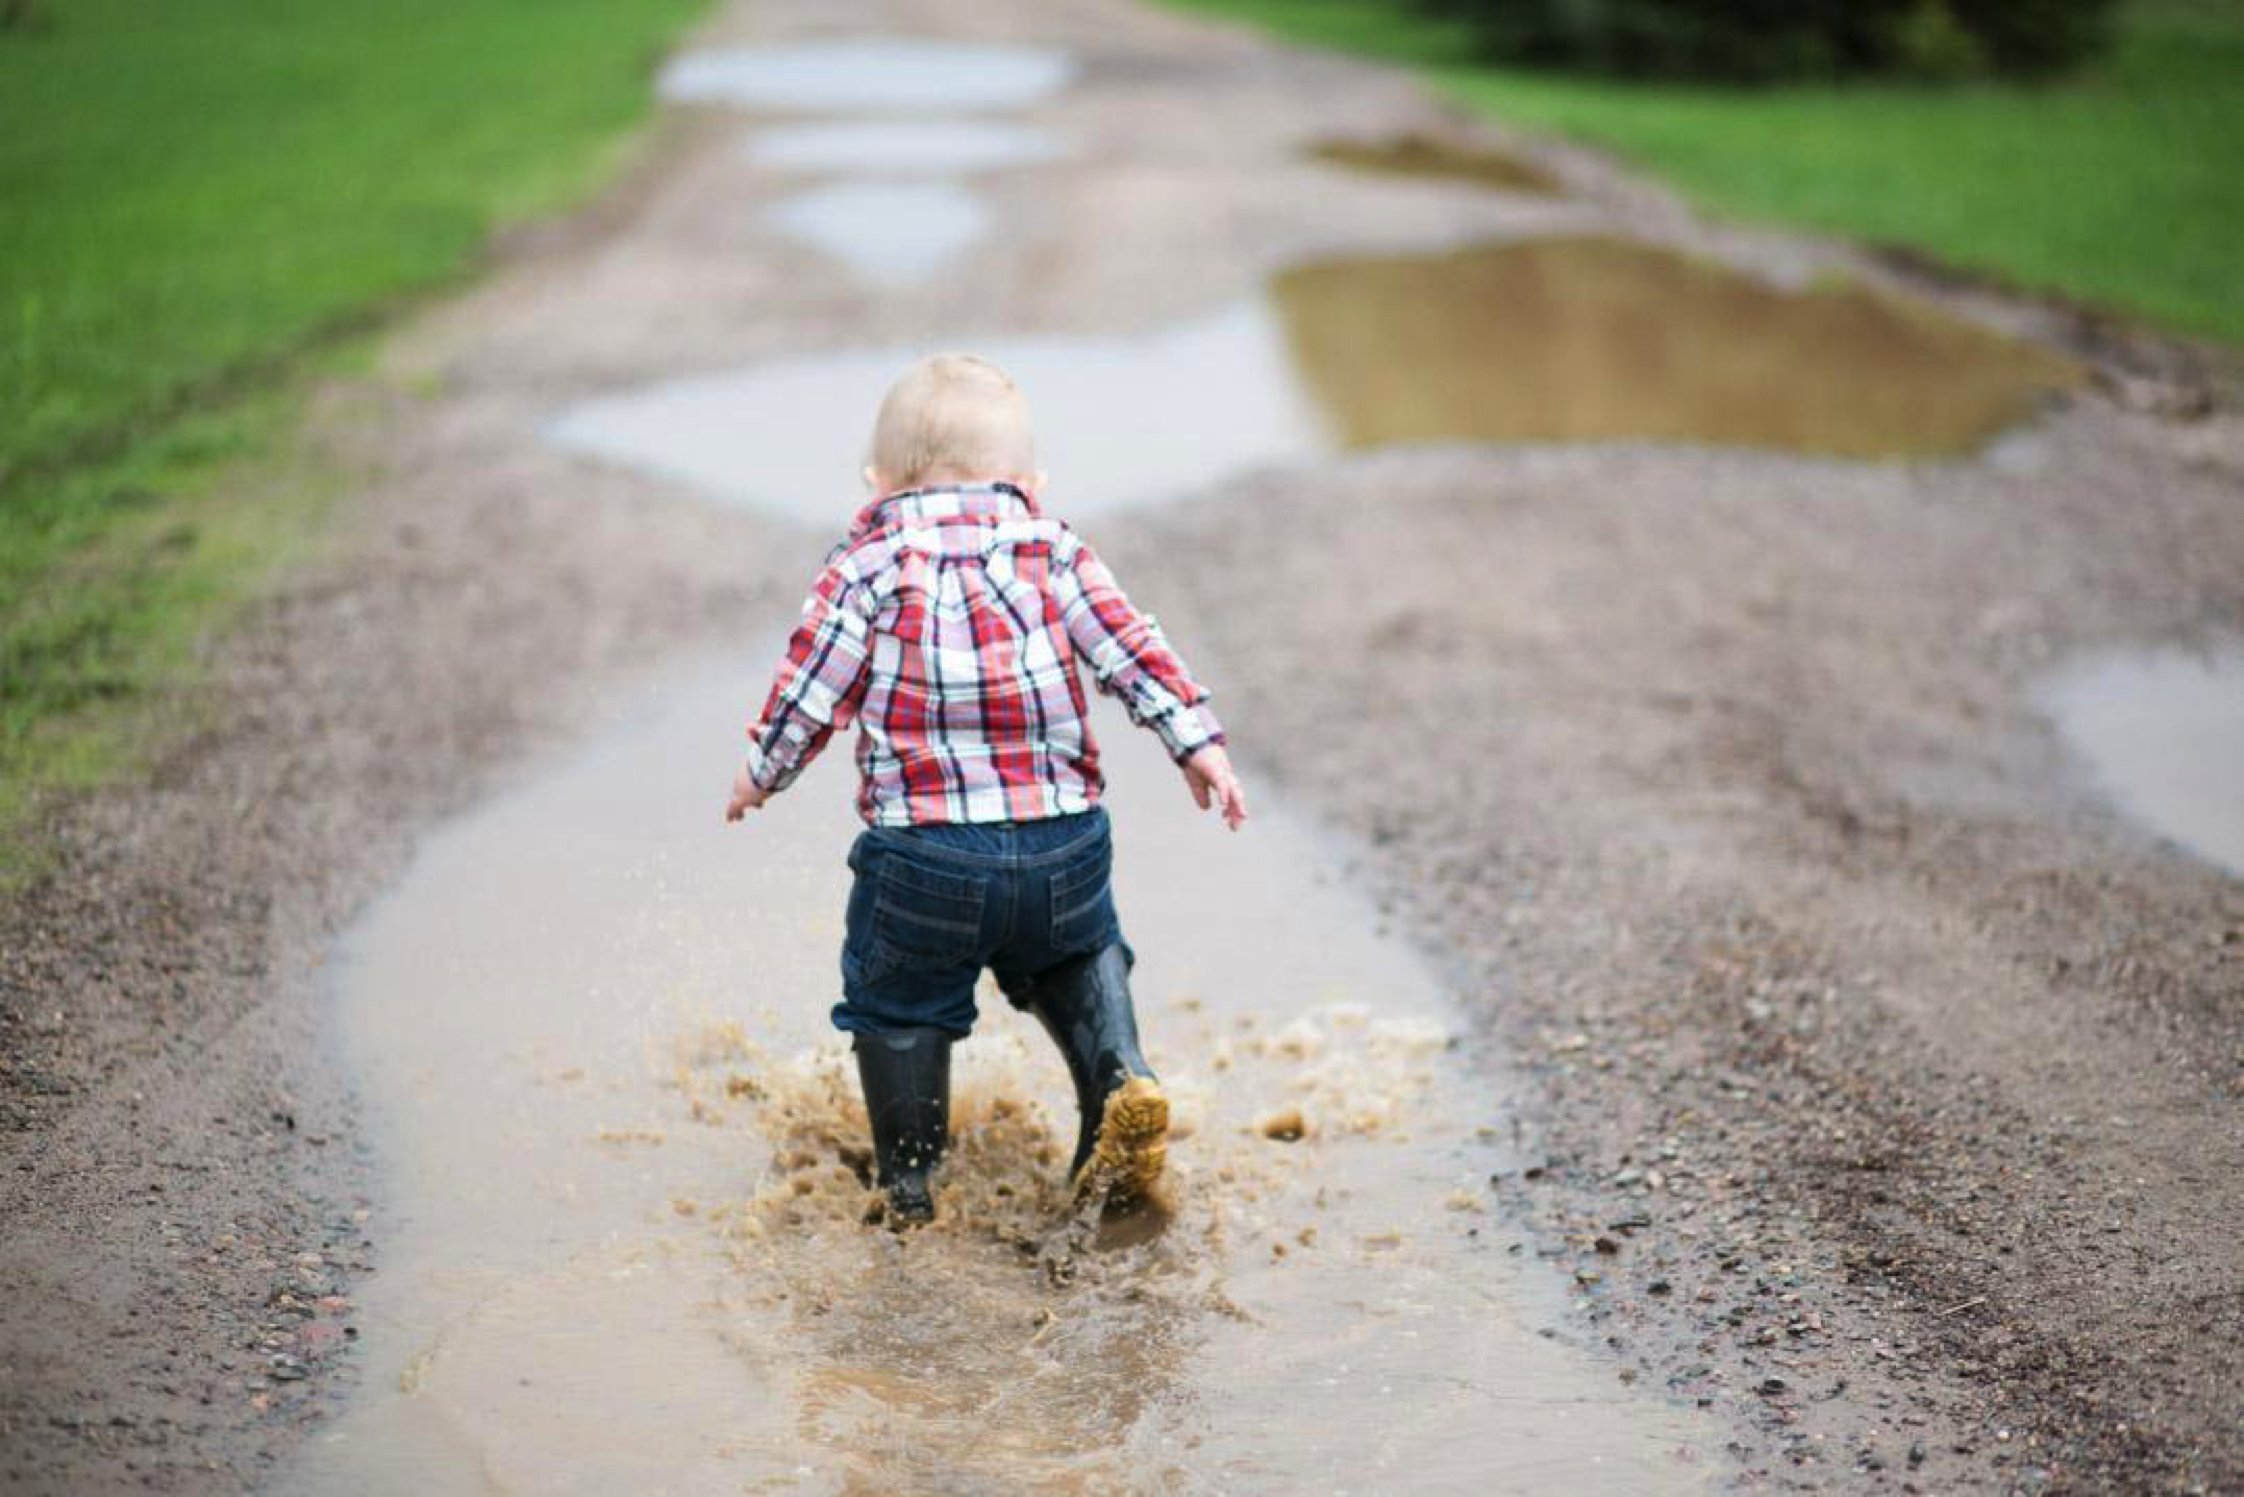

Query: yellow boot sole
[[1076, 1076, 1169, 1206]]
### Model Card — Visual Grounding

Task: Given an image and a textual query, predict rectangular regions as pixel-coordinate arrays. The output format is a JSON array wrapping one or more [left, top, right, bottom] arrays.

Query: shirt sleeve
[[743, 560, 877, 794], [1053, 533, 1225, 763]]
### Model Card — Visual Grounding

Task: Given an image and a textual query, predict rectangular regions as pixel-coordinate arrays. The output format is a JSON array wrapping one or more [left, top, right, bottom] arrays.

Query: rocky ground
[[3, 0, 2240, 1490], [1122, 401, 2244, 1491]]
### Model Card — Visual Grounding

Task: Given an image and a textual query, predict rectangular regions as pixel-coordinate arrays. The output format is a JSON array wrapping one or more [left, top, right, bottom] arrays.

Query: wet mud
[[1275, 236, 2084, 458], [1313, 133, 1565, 197]]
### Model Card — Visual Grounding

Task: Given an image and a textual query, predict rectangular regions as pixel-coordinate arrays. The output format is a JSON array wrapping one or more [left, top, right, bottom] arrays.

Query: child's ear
[[1031, 469, 1049, 494], [862, 464, 884, 493]]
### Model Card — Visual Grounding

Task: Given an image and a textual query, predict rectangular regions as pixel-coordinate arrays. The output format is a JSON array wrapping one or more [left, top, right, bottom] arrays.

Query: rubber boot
[[852, 1028, 952, 1226], [1020, 945, 1169, 1204]]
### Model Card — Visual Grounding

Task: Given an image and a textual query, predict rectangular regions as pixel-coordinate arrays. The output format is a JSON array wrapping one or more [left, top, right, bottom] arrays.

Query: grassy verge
[[1158, 0, 2244, 346], [0, 0, 710, 875]]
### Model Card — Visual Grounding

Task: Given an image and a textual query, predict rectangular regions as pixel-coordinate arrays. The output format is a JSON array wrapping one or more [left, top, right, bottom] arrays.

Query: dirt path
[[2, 0, 2239, 1490]]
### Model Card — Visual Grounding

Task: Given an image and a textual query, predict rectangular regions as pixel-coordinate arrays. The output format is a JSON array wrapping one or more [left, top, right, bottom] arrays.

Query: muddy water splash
[[290, 659, 1709, 1491], [1313, 133, 1564, 197], [2044, 644, 2244, 878], [1275, 236, 2083, 458]]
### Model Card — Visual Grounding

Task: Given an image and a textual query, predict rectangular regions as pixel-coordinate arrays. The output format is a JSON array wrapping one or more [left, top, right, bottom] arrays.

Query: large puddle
[[544, 299, 1327, 521], [1276, 236, 2084, 459], [549, 237, 2083, 521], [660, 40, 1077, 113], [747, 120, 1066, 175], [2044, 645, 2244, 879], [288, 660, 1710, 1492]]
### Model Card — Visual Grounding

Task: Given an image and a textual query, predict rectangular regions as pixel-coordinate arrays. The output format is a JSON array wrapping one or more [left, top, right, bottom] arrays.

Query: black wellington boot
[[852, 1028, 953, 1226], [1020, 945, 1169, 1203]]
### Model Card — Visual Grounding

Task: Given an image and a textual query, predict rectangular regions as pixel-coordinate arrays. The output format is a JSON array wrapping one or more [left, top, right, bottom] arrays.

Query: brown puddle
[[1275, 236, 2084, 458], [1312, 133, 1565, 197], [290, 660, 1710, 1493]]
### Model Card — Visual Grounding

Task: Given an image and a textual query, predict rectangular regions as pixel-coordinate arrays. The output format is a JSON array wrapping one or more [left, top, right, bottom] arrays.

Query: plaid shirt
[[743, 482, 1224, 826]]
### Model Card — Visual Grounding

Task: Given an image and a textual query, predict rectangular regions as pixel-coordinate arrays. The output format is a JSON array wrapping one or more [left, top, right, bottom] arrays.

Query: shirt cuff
[[744, 738, 795, 794], [1155, 703, 1225, 764]]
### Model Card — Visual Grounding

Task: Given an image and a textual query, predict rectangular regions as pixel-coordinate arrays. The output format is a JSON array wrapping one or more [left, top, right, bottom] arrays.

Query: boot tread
[[1077, 1076, 1169, 1205]]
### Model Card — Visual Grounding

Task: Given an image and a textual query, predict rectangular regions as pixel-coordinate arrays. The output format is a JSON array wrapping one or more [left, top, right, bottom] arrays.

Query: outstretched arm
[[724, 562, 875, 823], [1055, 536, 1247, 830]]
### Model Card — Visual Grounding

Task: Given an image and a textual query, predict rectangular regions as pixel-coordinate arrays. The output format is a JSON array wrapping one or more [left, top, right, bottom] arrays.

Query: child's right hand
[[1182, 745, 1248, 831], [724, 764, 769, 824]]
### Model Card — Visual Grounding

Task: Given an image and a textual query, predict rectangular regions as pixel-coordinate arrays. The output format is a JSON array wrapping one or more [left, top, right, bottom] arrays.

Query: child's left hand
[[724, 764, 769, 823]]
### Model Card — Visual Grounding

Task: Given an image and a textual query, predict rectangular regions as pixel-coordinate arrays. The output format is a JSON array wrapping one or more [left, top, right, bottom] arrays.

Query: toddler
[[724, 354, 1247, 1224]]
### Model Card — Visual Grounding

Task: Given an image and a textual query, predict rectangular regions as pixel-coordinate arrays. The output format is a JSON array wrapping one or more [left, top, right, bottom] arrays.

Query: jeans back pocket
[[1045, 836, 1118, 954], [871, 851, 988, 967]]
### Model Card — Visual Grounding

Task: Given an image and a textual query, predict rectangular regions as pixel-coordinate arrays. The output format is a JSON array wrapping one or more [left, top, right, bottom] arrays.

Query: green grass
[[0, 0, 709, 873], [1159, 0, 2244, 346]]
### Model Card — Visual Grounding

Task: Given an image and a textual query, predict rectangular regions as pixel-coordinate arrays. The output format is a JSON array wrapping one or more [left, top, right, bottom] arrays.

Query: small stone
[[1255, 1108, 1307, 1143]]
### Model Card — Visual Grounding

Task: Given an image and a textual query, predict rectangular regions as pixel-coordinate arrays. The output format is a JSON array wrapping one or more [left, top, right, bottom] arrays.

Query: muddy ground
[[3, 0, 2240, 1490]]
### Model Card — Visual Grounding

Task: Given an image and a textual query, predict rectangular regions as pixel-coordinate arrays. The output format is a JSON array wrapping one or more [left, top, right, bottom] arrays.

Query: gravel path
[[3, 0, 2239, 1490]]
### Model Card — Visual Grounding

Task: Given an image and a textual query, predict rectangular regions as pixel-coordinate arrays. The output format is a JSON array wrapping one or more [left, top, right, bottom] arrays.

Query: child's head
[[865, 353, 1039, 494]]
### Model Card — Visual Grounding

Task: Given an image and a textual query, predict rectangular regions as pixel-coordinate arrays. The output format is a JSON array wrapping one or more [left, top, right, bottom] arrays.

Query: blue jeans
[[835, 807, 1127, 1038]]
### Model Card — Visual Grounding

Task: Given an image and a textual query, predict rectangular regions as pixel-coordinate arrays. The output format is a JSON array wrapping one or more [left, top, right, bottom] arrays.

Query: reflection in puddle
[[2044, 646, 2244, 878], [767, 181, 989, 286], [1313, 133, 1564, 196], [552, 237, 2081, 524], [748, 120, 1066, 174], [660, 40, 1076, 113], [545, 299, 1329, 520], [1276, 236, 2083, 458]]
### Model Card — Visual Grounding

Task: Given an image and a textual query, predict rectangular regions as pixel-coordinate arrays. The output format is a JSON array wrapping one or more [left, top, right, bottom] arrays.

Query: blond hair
[[867, 354, 1036, 489]]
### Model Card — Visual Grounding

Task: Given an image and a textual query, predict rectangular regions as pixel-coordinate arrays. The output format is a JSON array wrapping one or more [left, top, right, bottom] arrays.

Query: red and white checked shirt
[[743, 482, 1224, 826]]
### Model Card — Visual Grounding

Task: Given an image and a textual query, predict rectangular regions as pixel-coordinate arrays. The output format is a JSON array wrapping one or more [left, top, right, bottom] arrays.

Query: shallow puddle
[[660, 40, 1076, 113], [1313, 133, 1564, 196], [1275, 236, 2083, 458], [288, 658, 1709, 1493], [544, 299, 1328, 520], [2043, 645, 2244, 878], [766, 181, 989, 286], [549, 238, 2080, 523], [748, 120, 1066, 174]]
